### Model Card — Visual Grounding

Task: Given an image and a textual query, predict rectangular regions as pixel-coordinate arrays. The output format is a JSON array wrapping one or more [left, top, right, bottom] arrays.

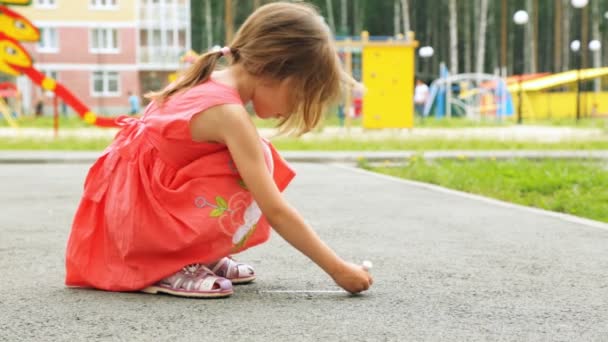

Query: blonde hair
[[146, 2, 348, 135]]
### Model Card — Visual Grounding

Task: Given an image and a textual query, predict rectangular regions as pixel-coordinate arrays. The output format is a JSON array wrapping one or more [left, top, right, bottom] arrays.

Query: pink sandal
[[141, 264, 233, 298], [208, 257, 256, 284]]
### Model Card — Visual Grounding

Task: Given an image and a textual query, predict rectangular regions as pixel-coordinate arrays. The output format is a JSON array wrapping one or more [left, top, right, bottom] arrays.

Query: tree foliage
[[191, 0, 608, 81]]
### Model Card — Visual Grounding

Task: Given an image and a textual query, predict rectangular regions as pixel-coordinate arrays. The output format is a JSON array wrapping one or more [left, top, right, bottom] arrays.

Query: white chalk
[[261, 290, 345, 294], [362, 260, 373, 271]]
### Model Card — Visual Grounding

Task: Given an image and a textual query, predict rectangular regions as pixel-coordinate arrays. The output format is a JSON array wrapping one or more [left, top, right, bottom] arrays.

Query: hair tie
[[220, 46, 232, 56]]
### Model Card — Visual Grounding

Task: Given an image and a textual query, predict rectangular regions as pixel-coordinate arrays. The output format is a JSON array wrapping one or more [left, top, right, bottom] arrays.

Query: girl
[[65, 2, 373, 298]]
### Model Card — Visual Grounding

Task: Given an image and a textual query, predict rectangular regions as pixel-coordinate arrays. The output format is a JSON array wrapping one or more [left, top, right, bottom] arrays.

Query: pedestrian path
[[0, 125, 605, 142], [1, 150, 607, 164], [0, 163, 606, 341]]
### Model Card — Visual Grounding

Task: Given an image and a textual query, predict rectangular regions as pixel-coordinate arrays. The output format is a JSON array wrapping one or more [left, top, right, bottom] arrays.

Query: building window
[[37, 27, 59, 52], [90, 0, 117, 10], [35, 0, 56, 8], [42, 70, 59, 80], [91, 71, 120, 97], [90, 28, 119, 53]]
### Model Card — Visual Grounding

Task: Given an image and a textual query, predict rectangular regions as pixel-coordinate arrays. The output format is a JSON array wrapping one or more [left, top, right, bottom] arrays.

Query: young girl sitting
[[65, 2, 373, 298]]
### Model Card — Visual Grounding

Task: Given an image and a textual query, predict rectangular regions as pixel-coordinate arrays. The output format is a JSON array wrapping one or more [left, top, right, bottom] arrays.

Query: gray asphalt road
[[0, 163, 607, 342]]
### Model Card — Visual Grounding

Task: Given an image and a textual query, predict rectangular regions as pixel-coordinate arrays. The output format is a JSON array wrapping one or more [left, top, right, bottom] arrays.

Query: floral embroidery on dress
[[194, 192, 261, 249], [194, 195, 232, 217], [191, 142, 276, 251]]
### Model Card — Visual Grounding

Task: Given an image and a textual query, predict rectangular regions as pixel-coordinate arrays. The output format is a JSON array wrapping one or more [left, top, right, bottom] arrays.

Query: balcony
[[139, 46, 186, 69], [139, 5, 189, 28]]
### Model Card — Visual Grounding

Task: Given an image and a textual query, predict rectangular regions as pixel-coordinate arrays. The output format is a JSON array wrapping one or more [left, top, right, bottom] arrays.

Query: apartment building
[[15, 0, 190, 115]]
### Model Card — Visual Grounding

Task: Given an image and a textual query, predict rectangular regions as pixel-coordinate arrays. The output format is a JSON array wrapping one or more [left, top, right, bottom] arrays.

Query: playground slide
[[0, 4, 121, 127], [507, 68, 608, 92], [22, 66, 119, 127], [0, 0, 31, 5]]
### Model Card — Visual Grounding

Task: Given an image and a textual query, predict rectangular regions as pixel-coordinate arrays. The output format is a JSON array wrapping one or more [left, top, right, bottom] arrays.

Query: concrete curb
[[0, 150, 607, 164]]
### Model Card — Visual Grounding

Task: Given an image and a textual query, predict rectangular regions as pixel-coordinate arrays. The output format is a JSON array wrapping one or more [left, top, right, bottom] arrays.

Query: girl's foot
[[141, 264, 233, 298], [207, 257, 256, 284]]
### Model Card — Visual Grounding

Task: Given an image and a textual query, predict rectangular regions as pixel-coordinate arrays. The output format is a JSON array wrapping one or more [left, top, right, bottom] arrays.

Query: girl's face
[[251, 78, 295, 119]]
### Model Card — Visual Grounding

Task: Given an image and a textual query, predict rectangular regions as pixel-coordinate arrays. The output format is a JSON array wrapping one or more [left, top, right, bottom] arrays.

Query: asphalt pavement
[[0, 162, 607, 341]]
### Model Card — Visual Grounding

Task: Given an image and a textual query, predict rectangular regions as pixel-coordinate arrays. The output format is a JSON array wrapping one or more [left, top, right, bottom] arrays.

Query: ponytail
[[145, 50, 224, 103]]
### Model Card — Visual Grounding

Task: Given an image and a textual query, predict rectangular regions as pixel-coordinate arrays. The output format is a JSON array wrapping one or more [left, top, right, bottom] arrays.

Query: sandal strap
[[163, 264, 223, 291], [208, 257, 254, 280], [233, 264, 251, 278], [198, 274, 221, 291], [210, 258, 226, 274], [170, 272, 221, 291]]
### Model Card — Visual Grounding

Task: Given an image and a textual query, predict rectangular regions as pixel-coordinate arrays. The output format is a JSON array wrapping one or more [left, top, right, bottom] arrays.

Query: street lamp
[[418, 45, 434, 79], [587, 40, 601, 117], [571, 0, 588, 8], [571, 0, 588, 121], [419, 46, 434, 58], [569, 38, 600, 120], [589, 39, 601, 52], [570, 39, 582, 121], [513, 10, 529, 124], [417, 46, 434, 117]]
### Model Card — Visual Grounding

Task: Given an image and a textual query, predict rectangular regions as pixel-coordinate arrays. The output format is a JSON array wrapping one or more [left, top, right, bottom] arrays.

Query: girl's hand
[[330, 261, 374, 294]]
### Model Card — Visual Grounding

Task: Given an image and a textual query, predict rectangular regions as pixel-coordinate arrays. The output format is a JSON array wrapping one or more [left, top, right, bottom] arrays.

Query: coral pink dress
[[65, 80, 295, 291]]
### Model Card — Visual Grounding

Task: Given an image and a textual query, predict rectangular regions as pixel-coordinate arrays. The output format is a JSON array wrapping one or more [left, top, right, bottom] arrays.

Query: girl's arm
[[191, 105, 372, 293]]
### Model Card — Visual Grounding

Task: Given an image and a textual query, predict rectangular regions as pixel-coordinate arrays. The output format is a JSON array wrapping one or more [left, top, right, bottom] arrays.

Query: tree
[[400, 0, 410, 39], [186, 0, 606, 80], [554, 0, 562, 73], [340, 0, 348, 35], [353, 0, 363, 35], [449, 0, 458, 74], [325, 0, 336, 33], [527, 0, 538, 74], [394, 0, 400, 36], [592, 0, 601, 90], [463, 0, 472, 73], [562, 0, 571, 72], [205, 0, 212, 49], [475, 0, 488, 74], [225, 0, 233, 44]]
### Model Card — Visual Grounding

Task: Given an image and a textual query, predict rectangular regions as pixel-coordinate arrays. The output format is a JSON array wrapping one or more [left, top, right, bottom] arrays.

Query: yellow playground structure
[[510, 68, 608, 119], [336, 32, 418, 129]]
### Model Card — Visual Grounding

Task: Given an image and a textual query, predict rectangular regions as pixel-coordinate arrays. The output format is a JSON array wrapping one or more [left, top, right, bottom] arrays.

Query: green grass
[[271, 138, 608, 151], [0, 116, 92, 129], [1, 136, 608, 151], [252, 115, 608, 129], [251, 112, 360, 129], [415, 117, 608, 129], [6, 113, 606, 130], [364, 158, 608, 223], [0, 137, 113, 150]]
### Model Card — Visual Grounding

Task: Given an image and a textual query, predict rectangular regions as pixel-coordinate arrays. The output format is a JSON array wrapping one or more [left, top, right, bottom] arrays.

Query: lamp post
[[418, 46, 434, 118], [571, 0, 588, 121], [585, 39, 601, 118], [569, 38, 599, 121], [418, 46, 434, 77], [513, 10, 529, 124], [570, 39, 582, 121]]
